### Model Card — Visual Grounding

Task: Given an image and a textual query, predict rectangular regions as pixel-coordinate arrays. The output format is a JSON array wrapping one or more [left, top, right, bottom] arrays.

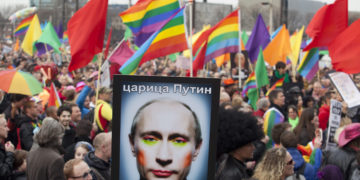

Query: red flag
[[191, 43, 208, 77], [48, 83, 62, 108], [108, 40, 134, 66], [303, 0, 348, 51], [104, 27, 112, 59], [329, 19, 360, 74], [67, 0, 108, 72]]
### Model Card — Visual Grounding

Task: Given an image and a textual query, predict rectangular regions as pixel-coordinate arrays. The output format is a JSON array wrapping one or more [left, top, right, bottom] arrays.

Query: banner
[[325, 99, 342, 151], [329, 72, 360, 108], [112, 75, 220, 180]]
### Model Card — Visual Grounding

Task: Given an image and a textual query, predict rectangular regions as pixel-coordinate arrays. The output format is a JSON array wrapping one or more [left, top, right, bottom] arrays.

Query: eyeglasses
[[287, 159, 294, 165], [71, 169, 92, 179]]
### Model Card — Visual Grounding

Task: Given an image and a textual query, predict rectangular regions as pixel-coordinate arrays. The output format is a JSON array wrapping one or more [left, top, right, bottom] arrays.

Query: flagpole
[[93, 52, 103, 127], [238, 2, 242, 88], [189, 0, 194, 77]]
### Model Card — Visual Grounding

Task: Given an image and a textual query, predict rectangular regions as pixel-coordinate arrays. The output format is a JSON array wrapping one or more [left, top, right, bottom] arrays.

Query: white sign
[[325, 99, 342, 151], [329, 72, 360, 108], [100, 60, 111, 88]]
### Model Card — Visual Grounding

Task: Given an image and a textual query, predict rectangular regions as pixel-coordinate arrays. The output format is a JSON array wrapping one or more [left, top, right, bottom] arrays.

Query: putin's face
[[130, 101, 202, 180]]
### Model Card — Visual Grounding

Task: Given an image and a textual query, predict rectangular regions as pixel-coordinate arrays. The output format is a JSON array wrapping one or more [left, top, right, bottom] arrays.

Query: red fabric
[[98, 104, 108, 132], [191, 43, 207, 76], [329, 19, 360, 74], [318, 104, 330, 130], [67, 0, 108, 72], [303, 0, 348, 51], [104, 27, 112, 59], [109, 63, 121, 80], [108, 40, 134, 66], [16, 128, 21, 149], [253, 109, 265, 118], [48, 83, 57, 107]]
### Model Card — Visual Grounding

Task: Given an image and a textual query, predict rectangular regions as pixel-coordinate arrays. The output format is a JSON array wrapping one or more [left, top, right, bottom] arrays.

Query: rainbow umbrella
[[0, 70, 43, 96]]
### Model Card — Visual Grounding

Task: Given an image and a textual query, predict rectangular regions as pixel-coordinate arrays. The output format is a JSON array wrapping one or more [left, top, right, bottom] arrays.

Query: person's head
[[23, 101, 39, 119], [231, 96, 243, 109], [275, 61, 286, 75], [84, 96, 90, 109], [0, 114, 9, 142], [303, 96, 315, 108], [253, 147, 294, 180], [294, 108, 317, 140], [288, 105, 298, 120], [63, 89, 76, 102], [64, 159, 93, 180], [129, 99, 202, 180], [217, 108, 264, 161], [297, 95, 303, 108], [57, 105, 72, 128], [68, 103, 81, 123], [98, 87, 112, 103], [313, 81, 322, 95], [257, 98, 270, 112], [75, 120, 92, 138], [338, 123, 360, 150], [219, 91, 231, 105], [268, 89, 285, 107], [74, 143, 90, 160], [93, 132, 112, 162], [10, 94, 28, 107], [280, 131, 298, 148], [46, 106, 58, 120], [34, 118, 65, 148], [271, 122, 292, 145], [13, 149, 28, 172]]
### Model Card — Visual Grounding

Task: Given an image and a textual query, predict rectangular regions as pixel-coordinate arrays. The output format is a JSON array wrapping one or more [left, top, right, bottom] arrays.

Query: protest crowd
[[0, 0, 360, 179]]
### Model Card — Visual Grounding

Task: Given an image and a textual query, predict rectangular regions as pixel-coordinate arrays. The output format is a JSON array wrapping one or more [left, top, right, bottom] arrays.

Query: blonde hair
[[252, 147, 287, 180], [64, 159, 83, 179]]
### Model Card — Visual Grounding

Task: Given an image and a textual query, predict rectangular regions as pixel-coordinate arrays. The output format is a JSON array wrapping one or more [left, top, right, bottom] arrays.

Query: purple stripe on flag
[[204, 46, 238, 64], [305, 62, 319, 81]]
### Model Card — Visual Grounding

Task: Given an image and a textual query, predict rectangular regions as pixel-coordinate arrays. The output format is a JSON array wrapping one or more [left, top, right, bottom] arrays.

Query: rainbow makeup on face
[[171, 137, 188, 147], [141, 135, 159, 146], [137, 150, 146, 166], [183, 152, 192, 168]]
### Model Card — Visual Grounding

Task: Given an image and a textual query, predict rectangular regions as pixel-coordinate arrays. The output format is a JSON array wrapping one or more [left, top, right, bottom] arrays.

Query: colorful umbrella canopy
[[0, 70, 43, 96]]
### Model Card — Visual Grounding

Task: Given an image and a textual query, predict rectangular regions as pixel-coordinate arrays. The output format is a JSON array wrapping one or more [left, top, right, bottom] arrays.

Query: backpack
[[285, 162, 307, 180]]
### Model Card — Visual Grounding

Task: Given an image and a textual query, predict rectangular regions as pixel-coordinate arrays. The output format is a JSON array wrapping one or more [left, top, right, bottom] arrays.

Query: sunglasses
[[71, 169, 92, 179], [287, 159, 294, 165]]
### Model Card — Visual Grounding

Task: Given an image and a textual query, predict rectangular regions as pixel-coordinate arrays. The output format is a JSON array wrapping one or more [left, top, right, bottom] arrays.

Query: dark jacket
[[216, 154, 249, 180], [322, 147, 358, 180], [287, 148, 316, 180], [4, 106, 22, 147], [19, 115, 38, 151], [84, 152, 110, 180], [64, 136, 92, 162], [27, 147, 66, 180], [62, 126, 76, 149], [11, 170, 26, 180], [0, 143, 14, 180]]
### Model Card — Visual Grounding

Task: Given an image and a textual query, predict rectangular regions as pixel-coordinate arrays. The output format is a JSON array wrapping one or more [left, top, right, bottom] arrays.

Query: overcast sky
[[3, 0, 360, 12]]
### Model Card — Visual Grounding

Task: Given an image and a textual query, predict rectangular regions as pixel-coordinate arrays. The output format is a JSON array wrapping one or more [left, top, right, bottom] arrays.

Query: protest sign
[[325, 99, 342, 151], [329, 71, 360, 108]]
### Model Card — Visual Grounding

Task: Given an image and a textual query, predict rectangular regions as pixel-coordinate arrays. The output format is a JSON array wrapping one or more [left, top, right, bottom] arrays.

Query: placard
[[325, 99, 342, 151], [112, 75, 220, 180], [329, 71, 360, 108]]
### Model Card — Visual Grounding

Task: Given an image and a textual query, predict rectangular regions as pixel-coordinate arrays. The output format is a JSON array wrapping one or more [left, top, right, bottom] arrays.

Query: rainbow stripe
[[119, 0, 180, 46], [0, 70, 43, 96], [266, 78, 284, 96], [242, 72, 256, 97], [263, 107, 284, 148], [193, 10, 239, 64], [14, 15, 35, 36], [62, 31, 68, 43], [297, 48, 319, 81], [120, 8, 187, 75], [48, 82, 62, 108]]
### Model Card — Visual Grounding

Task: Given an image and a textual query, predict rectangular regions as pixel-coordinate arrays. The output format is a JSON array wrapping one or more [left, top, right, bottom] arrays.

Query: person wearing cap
[[94, 87, 112, 133], [322, 123, 360, 180]]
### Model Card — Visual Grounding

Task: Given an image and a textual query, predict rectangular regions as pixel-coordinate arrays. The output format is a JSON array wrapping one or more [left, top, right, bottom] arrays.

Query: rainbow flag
[[120, 8, 187, 75], [297, 48, 319, 81], [48, 83, 62, 108], [62, 31, 68, 43], [193, 9, 239, 64], [263, 107, 284, 148], [14, 15, 35, 36], [119, 0, 180, 46], [266, 78, 284, 96], [242, 72, 256, 97]]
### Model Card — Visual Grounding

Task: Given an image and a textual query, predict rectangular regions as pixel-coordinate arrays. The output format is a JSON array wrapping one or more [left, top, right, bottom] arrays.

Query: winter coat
[[322, 147, 358, 180], [215, 154, 250, 180], [26, 147, 66, 180], [19, 115, 38, 151], [0, 143, 14, 180], [11, 170, 26, 180], [287, 148, 316, 180], [76, 85, 91, 119], [84, 151, 110, 180]]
